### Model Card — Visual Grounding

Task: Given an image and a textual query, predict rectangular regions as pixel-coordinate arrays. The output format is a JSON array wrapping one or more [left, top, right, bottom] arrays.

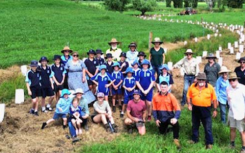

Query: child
[[121, 67, 136, 118], [132, 60, 141, 79], [136, 59, 155, 122], [105, 53, 114, 74], [156, 64, 174, 92], [51, 55, 66, 101], [95, 49, 105, 66], [91, 65, 115, 101], [38, 56, 55, 112], [111, 62, 124, 112], [85, 49, 99, 95], [25, 60, 42, 116], [41, 89, 72, 129], [70, 97, 86, 135], [119, 52, 129, 77]]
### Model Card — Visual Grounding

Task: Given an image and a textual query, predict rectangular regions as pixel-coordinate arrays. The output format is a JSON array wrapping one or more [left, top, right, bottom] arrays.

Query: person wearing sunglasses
[[226, 72, 245, 152], [235, 57, 245, 85], [64, 52, 95, 104], [187, 72, 217, 150], [174, 49, 199, 106], [61, 46, 73, 89]]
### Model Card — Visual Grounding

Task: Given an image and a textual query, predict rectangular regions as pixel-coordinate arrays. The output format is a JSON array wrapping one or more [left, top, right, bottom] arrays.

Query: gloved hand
[[170, 118, 178, 125]]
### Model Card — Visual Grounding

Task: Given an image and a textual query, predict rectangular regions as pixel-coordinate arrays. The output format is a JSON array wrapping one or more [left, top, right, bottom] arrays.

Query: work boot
[[206, 144, 212, 149], [174, 139, 181, 150], [41, 122, 47, 129], [104, 123, 110, 132], [112, 124, 118, 133], [120, 112, 124, 118], [84, 124, 89, 131], [119, 105, 122, 111]]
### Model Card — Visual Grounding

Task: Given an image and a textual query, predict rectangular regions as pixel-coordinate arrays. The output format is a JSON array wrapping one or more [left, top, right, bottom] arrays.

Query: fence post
[[149, 32, 153, 50]]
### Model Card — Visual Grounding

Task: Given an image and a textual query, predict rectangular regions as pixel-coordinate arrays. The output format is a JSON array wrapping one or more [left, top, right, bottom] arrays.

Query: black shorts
[[30, 86, 42, 99], [54, 83, 64, 93], [87, 80, 94, 86], [41, 87, 54, 98], [63, 76, 68, 89], [91, 115, 96, 123]]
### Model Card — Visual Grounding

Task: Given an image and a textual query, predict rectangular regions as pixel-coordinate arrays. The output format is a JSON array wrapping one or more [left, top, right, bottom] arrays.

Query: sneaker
[[84, 124, 89, 131], [119, 105, 122, 111], [112, 106, 116, 112], [147, 116, 152, 122], [41, 122, 47, 129], [128, 128, 133, 134], [72, 137, 81, 143], [188, 140, 197, 144], [174, 139, 181, 150], [120, 113, 124, 118], [34, 111, 39, 116], [206, 144, 212, 149], [29, 109, 34, 114], [46, 106, 53, 111], [112, 124, 118, 133], [41, 109, 48, 113]]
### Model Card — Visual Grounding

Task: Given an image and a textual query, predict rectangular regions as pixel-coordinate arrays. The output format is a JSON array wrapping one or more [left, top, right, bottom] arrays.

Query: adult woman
[[234, 57, 245, 85], [92, 92, 117, 132], [65, 52, 95, 104], [215, 66, 230, 124], [149, 37, 165, 78], [204, 53, 221, 87], [126, 42, 138, 66]]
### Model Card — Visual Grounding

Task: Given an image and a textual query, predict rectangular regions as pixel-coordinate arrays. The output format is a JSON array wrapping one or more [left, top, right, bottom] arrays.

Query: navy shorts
[[53, 113, 67, 120], [112, 87, 122, 95], [97, 87, 109, 96], [87, 80, 94, 86], [124, 94, 133, 104], [30, 86, 42, 99], [54, 84, 64, 93], [42, 87, 54, 98], [141, 89, 153, 101]]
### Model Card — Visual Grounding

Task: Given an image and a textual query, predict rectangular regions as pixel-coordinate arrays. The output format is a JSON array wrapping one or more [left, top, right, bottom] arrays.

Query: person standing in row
[[126, 42, 138, 66], [149, 37, 165, 79], [204, 53, 221, 87], [95, 49, 105, 66], [119, 52, 129, 77], [235, 57, 245, 85], [175, 49, 199, 106], [105, 53, 114, 74], [187, 72, 217, 149], [226, 72, 245, 153], [156, 64, 174, 92], [106, 38, 122, 61]]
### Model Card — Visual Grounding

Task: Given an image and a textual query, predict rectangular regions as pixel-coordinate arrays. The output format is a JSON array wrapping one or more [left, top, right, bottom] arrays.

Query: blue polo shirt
[[84, 58, 98, 75], [123, 77, 136, 95], [61, 55, 72, 66], [25, 70, 42, 87], [136, 69, 155, 90], [133, 68, 141, 78], [91, 72, 115, 92], [105, 61, 114, 74], [38, 66, 54, 88], [156, 73, 174, 85], [112, 71, 124, 86], [51, 64, 66, 83], [96, 58, 105, 66]]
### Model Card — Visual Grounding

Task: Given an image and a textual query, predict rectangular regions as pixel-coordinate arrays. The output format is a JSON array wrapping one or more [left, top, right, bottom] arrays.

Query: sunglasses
[[186, 54, 192, 56], [64, 50, 70, 53], [229, 79, 236, 82], [198, 79, 205, 81], [73, 55, 79, 57]]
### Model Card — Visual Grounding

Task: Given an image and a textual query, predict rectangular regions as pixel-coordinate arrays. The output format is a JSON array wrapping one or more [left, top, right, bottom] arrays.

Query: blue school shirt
[[69, 105, 85, 117], [215, 76, 229, 105], [61, 55, 72, 66], [51, 64, 66, 83], [55, 97, 72, 114], [112, 71, 124, 87], [156, 73, 174, 85], [136, 69, 155, 90], [133, 68, 141, 78], [123, 77, 136, 95], [91, 72, 115, 92], [25, 70, 42, 87], [37, 66, 54, 88]]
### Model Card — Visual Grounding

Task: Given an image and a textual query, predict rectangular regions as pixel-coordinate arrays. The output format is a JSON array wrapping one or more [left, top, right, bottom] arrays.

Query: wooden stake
[[149, 32, 153, 50]]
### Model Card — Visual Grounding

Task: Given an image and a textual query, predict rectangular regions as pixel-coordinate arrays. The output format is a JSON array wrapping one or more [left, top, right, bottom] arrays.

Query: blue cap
[[29, 60, 38, 67], [99, 64, 107, 71], [39, 56, 49, 63], [133, 90, 141, 96], [61, 89, 71, 97], [159, 64, 169, 71], [131, 60, 139, 67], [141, 59, 150, 65], [125, 67, 134, 73], [112, 62, 120, 68]]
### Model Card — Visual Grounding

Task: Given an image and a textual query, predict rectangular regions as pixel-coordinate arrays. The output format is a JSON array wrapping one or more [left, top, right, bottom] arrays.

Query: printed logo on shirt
[[147, 73, 150, 77], [94, 61, 97, 64], [47, 70, 50, 74], [60, 67, 63, 71], [37, 73, 39, 77], [104, 78, 107, 81]]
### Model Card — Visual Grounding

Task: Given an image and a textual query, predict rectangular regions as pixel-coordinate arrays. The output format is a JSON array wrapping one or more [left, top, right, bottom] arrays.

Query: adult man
[[235, 57, 245, 85], [152, 81, 181, 150], [106, 38, 122, 61], [226, 72, 245, 153], [124, 90, 147, 135], [175, 49, 199, 106], [187, 72, 217, 149]]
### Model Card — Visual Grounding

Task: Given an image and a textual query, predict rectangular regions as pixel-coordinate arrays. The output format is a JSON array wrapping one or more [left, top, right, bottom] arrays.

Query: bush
[[104, 0, 130, 12], [132, 0, 157, 15]]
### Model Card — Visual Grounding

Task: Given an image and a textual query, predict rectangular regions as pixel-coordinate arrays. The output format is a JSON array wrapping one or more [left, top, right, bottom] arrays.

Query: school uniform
[[136, 69, 155, 101], [133, 68, 141, 78], [38, 66, 54, 98], [84, 58, 99, 86], [123, 76, 136, 104], [25, 70, 42, 99], [69, 105, 86, 120], [105, 61, 114, 74], [111, 71, 124, 95], [91, 72, 115, 96], [119, 61, 129, 77], [96, 58, 105, 66], [51, 64, 66, 93]]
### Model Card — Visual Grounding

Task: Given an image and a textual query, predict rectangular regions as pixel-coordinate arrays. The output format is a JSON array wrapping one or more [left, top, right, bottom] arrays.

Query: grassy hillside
[[0, 0, 206, 68]]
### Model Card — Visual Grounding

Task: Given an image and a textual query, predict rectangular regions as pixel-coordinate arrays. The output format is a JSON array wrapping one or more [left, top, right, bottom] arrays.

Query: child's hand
[[59, 108, 63, 112], [51, 84, 54, 89], [28, 90, 32, 96], [105, 84, 110, 88]]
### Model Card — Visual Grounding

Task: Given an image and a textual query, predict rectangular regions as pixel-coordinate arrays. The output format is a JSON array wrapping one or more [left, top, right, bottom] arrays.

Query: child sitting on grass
[[70, 97, 85, 135], [41, 89, 72, 129]]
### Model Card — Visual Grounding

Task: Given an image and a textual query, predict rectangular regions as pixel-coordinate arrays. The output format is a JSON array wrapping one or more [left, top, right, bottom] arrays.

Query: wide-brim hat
[[159, 64, 169, 71], [120, 52, 127, 58], [125, 67, 134, 73], [206, 53, 217, 59], [108, 38, 121, 45], [184, 49, 193, 55], [141, 59, 150, 66], [29, 60, 38, 67], [196, 72, 207, 80], [105, 53, 113, 59], [133, 90, 141, 96], [151, 37, 163, 44], [97, 92, 105, 97], [53, 55, 61, 61], [128, 42, 137, 48], [99, 65, 107, 71], [229, 72, 240, 80], [131, 60, 140, 67], [238, 57, 245, 63], [61, 46, 73, 53], [137, 51, 146, 57], [112, 62, 120, 68], [61, 89, 71, 97], [39, 56, 49, 63], [87, 49, 96, 55], [219, 66, 230, 74], [73, 88, 84, 95], [96, 49, 103, 55]]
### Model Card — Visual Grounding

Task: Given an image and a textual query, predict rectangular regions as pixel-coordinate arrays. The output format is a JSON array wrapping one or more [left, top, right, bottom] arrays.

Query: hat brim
[[108, 42, 121, 45], [73, 92, 84, 95], [96, 52, 103, 55], [61, 50, 73, 53], [30, 64, 38, 67], [133, 92, 141, 96], [196, 78, 207, 80], [137, 54, 146, 57], [206, 57, 217, 59], [87, 52, 96, 55], [39, 59, 49, 63], [151, 41, 163, 44], [184, 52, 193, 55], [105, 56, 113, 59], [53, 57, 61, 61], [128, 45, 137, 48], [218, 70, 230, 74], [228, 77, 240, 80], [120, 55, 127, 58]]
